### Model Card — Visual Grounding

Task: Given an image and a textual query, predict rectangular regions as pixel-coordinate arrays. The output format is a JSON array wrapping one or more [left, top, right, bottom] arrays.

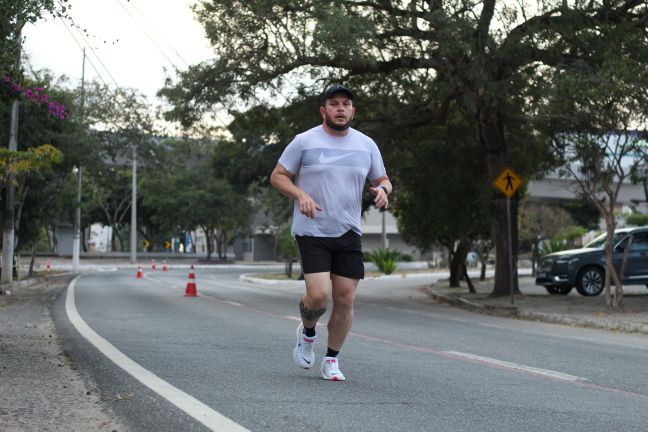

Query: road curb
[[518, 310, 648, 334], [426, 287, 648, 335], [239, 274, 303, 285], [425, 288, 518, 317], [2, 272, 77, 294]]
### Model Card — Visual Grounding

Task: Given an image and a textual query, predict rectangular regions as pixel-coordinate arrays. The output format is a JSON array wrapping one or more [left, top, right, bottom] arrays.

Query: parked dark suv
[[535, 226, 648, 296]]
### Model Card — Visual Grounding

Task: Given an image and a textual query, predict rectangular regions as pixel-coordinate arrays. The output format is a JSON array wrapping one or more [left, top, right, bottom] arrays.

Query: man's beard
[[325, 113, 351, 131]]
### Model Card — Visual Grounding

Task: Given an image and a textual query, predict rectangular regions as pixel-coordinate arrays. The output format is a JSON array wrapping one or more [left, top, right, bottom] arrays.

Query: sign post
[[493, 168, 522, 305]]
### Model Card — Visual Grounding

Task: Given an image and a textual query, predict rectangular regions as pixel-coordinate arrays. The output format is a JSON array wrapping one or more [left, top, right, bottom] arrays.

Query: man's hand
[[370, 186, 388, 209], [297, 192, 322, 218]]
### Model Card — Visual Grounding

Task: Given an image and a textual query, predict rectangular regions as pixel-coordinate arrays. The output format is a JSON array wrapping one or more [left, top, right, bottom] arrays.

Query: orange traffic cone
[[151, 259, 156, 271], [184, 265, 197, 297], [45, 259, 51, 272], [162, 260, 167, 272], [136, 265, 143, 278]]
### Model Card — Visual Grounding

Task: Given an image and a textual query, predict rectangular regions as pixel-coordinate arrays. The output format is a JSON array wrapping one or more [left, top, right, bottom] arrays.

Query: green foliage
[[626, 213, 648, 227], [0, 0, 58, 75], [540, 239, 568, 255], [560, 199, 601, 231], [279, 225, 296, 259], [555, 226, 589, 247], [368, 248, 400, 275], [140, 137, 253, 258], [160, 0, 648, 295], [391, 116, 491, 252], [518, 201, 575, 253], [0, 144, 62, 184]]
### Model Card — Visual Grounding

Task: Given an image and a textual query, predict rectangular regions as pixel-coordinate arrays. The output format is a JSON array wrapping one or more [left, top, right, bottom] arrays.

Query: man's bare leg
[[327, 274, 359, 350], [300, 272, 330, 328]]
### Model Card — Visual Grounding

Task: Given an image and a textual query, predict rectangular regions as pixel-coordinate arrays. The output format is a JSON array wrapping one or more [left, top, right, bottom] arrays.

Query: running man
[[270, 84, 392, 380]]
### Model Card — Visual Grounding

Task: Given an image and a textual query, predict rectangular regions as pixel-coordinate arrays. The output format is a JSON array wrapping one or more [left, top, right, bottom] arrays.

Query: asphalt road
[[51, 266, 648, 432]]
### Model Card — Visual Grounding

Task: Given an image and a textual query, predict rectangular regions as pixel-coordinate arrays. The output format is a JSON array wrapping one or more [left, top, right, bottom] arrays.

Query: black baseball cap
[[322, 84, 353, 104]]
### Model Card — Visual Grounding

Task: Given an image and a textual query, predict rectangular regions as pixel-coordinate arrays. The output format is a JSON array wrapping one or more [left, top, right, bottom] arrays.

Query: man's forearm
[[271, 172, 304, 201]]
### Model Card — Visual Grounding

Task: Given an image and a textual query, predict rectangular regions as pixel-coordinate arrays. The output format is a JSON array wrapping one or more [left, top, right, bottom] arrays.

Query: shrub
[[400, 254, 413, 262], [626, 213, 648, 227], [540, 238, 568, 255], [367, 248, 401, 275]]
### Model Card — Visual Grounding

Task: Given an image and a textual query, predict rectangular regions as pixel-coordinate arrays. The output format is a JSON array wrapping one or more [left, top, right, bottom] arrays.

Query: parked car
[[535, 226, 648, 296]]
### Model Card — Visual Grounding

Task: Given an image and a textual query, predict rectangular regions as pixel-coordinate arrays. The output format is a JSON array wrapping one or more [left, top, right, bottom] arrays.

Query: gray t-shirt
[[278, 125, 387, 237]]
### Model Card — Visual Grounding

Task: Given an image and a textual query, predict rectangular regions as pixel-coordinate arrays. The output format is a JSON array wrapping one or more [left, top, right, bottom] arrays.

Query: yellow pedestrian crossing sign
[[494, 167, 522, 198]]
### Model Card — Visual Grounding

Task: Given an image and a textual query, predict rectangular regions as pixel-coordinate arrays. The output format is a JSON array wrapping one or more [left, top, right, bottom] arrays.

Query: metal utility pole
[[72, 166, 82, 272], [73, 48, 86, 273], [381, 209, 388, 249], [130, 148, 137, 264], [1, 101, 19, 287], [1, 29, 22, 289]]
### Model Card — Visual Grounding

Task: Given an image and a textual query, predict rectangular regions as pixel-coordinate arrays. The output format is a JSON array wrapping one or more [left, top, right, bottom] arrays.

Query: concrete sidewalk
[[426, 276, 648, 335]]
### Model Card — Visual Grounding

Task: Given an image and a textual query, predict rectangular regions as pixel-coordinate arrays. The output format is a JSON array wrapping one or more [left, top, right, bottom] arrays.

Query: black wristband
[[379, 185, 389, 196]]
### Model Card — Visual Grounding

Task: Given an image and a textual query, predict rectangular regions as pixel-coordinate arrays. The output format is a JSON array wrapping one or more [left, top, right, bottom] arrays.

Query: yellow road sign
[[143, 239, 150, 248], [494, 167, 522, 198], [164, 241, 171, 249]]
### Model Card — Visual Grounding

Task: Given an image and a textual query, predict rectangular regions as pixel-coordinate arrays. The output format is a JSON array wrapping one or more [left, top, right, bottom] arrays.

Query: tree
[[543, 42, 648, 309], [79, 82, 159, 251], [551, 132, 647, 309], [0, 0, 59, 76], [141, 137, 253, 260], [0, 72, 75, 286], [161, 0, 646, 296], [391, 113, 491, 288]]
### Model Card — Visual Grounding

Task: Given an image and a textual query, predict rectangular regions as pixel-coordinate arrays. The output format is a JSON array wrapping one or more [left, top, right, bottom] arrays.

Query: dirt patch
[[0, 276, 128, 431]]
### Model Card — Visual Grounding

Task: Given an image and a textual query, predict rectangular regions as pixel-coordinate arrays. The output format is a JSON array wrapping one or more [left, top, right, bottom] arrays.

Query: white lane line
[[65, 276, 249, 432], [224, 301, 242, 307], [442, 351, 587, 382]]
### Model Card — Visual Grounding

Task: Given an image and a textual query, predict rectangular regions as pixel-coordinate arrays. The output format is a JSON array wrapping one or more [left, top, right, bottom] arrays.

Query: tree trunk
[[205, 228, 213, 260], [111, 225, 117, 252], [285, 258, 293, 278], [531, 238, 540, 276], [449, 239, 471, 287], [29, 238, 36, 277], [489, 192, 520, 296], [603, 215, 624, 310], [480, 109, 519, 297], [463, 263, 476, 293]]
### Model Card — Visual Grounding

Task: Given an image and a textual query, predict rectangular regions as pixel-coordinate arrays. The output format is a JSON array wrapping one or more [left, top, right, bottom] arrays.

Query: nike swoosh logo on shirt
[[318, 152, 354, 164], [301, 357, 311, 364]]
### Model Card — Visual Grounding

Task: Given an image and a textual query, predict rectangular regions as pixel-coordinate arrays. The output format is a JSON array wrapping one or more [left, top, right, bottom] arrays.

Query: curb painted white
[[65, 276, 249, 432]]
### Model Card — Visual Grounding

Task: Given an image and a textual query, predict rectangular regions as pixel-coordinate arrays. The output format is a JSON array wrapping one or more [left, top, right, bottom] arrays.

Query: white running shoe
[[293, 323, 316, 369], [321, 356, 346, 381]]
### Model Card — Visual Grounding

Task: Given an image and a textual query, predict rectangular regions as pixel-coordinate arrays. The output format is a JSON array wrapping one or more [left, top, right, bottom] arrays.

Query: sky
[[22, 0, 213, 105]]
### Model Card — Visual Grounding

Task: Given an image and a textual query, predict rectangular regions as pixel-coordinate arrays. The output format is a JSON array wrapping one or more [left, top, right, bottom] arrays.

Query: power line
[[127, 0, 190, 67], [115, 0, 183, 72], [113, 1, 231, 128], [58, 17, 109, 86], [70, 23, 120, 87]]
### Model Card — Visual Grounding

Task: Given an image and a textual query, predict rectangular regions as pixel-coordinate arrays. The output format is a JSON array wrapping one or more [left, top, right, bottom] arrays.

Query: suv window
[[585, 232, 628, 249], [628, 232, 648, 251]]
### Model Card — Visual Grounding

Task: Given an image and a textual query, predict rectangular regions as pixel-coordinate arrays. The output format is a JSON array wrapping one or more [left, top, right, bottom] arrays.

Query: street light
[[72, 166, 82, 272]]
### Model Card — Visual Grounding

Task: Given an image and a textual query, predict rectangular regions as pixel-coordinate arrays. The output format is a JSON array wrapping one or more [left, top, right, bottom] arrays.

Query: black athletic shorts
[[295, 230, 364, 280]]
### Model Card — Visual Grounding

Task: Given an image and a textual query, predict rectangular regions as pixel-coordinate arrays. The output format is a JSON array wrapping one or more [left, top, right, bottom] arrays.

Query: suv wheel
[[545, 286, 573, 295], [576, 266, 604, 296]]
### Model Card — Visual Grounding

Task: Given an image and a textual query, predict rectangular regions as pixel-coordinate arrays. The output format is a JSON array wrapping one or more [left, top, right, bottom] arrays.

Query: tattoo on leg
[[300, 299, 326, 321]]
